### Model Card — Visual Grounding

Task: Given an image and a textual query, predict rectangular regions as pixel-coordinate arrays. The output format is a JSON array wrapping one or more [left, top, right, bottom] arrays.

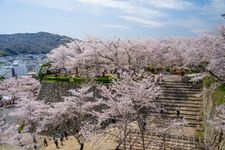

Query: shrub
[[17, 125, 24, 133], [189, 66, 200, 74], [156, 66, 163, 72], [195, 130, 204, 139], [0, 75, 5, 81], [198, 61, 209, 70], [203, 76, 215, 88], [165, 66, 170, 72], [212, 85, 225, 105], [180, 70, 185, 76], [146, 65, 157, 74], [38, 61, 52, 80], [72, 77, 88, 84], [169, 67, 178, 74]]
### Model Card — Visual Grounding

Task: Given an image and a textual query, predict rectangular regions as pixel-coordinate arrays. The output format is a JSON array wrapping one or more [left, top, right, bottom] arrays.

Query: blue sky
[[0, 0, 225, 38]]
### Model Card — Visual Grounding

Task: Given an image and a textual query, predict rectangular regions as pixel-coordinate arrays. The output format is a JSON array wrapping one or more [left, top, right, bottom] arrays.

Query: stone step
[[154, 112, 203, 120], [162, 81, 203, 87], [154, 100, 202, 105], [164, 107, 201, 115], [162, 94, 200, 99], [153, 117, 202, 126], [129, 135, 198, 147], [123, 142, 200, 150], [162, 87, 202, 93], [121, 132, 202, 150], [149, 106, 201, 115], [154, 114, 202, 121], [152, 121, 201, 128], [162, 81, 198, 85], [163, 89, 201, 94], [154, 102, 202, 108], [162, 86, 202, 91], [158, 96, 202, 101]]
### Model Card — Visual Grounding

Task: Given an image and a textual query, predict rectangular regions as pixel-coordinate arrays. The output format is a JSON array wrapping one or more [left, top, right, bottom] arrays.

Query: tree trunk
[[141, 130, 146, 150], [123, 123, 127, 150], [137, 117, 146, 150], [80, 143, 84, 150]]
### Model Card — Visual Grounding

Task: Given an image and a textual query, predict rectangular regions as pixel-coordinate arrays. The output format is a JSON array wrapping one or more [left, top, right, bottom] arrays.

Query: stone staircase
[[123, 130, 202, 150], [156, 75, 203, 129], [120, 75, 204, 149], [86, 75, 204, 150]]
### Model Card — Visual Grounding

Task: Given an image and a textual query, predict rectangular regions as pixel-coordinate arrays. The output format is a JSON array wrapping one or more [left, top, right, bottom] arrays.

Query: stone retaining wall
[[38, 82, 79, 102], [202, 87, 225, 150]]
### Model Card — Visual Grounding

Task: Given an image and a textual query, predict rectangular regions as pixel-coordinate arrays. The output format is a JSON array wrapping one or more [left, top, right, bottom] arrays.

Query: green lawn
[[43, 75, 113, 84]]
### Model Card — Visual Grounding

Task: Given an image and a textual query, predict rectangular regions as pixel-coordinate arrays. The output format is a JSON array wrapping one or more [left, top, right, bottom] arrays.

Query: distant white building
[[12, 64, 28, 77], [12, 60, 23, 66]]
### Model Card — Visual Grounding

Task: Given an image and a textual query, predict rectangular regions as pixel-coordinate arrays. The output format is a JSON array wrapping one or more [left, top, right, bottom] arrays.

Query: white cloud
[[78, 0, 168, 28], [118, 16, 164, 28], [16, 0, 82, 13], [102, 24, 130, 29], [78, 0, 165, 17], [15, 0, 222, 34], [142, 0, 195, 9], [17, 0, 167, 28]]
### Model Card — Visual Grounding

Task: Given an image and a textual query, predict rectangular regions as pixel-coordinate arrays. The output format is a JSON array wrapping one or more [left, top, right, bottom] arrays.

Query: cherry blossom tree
[[47, 39, 87, 74], [0, 76, 43, 148], [199, 25, 225, 80], [93, 74, 163, 150], [0, 76, 40, 102], [10, 98, 49, 133], [35, 86, 103, 150]]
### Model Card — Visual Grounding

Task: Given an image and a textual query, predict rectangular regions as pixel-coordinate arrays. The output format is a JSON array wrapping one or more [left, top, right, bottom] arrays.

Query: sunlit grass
[[213, 85, 225, 106]]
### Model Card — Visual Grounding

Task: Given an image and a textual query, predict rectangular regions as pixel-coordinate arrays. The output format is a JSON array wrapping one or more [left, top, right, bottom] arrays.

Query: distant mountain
[[0, 32, 73, 56]]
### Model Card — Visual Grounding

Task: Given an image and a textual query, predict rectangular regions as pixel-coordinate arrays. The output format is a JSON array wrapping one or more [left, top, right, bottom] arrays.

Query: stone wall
[[38, 81, 79, 102], [202, 87, 225, 150]]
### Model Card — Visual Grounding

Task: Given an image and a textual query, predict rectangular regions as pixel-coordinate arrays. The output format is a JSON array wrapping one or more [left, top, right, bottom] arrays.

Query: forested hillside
[[0, 32, 73, 56]]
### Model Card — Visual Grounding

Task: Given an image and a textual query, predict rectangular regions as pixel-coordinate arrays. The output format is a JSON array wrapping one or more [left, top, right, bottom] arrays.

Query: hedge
[[72, 77, 88, 84], [43, 76, 70, 82], [95, 76, 113, 84], [43, 75, 113, 84]]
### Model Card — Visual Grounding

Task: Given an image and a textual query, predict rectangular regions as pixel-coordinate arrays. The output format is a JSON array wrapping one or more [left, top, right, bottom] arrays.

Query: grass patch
[[95, 76, 113, 84], [212, 84, 225, 106], [195, 130, 204, 139], [43, 75, 113, 84], [203, 76, 215, 88], [43, 75, 70, 82], [72, 77, 89, 84]]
